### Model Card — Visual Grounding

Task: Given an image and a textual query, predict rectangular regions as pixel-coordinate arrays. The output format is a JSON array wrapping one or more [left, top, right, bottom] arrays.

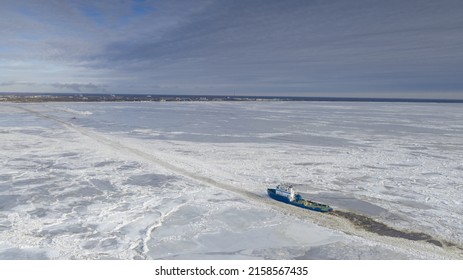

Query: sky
[[1, 0, 463, 99]]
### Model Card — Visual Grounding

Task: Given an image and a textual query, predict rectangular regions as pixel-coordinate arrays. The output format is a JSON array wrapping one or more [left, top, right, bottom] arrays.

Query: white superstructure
[[275, 184, 296, 201]]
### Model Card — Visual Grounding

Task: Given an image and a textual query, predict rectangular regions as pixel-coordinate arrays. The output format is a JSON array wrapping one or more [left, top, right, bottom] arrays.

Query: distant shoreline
[[1, 93, 463, 103]]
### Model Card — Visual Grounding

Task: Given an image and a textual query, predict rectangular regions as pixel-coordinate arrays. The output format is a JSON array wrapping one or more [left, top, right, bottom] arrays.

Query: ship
[[267, 184, 333, 212]]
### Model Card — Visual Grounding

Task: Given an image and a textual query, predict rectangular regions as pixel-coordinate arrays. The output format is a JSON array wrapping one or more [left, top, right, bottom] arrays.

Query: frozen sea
[[0, 101, 462, 259]]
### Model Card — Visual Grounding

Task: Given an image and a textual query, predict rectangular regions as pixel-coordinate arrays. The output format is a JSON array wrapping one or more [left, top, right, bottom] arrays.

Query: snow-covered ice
[[0, 101, 462, 259]]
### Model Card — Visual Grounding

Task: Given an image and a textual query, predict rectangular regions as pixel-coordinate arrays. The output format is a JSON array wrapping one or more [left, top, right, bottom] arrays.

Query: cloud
[[0, 80, 107, 93], [0, 81, 35, 87], [1, 0, 463, 98], [50, 82, 107, 92], [93, 0, 463, 96]]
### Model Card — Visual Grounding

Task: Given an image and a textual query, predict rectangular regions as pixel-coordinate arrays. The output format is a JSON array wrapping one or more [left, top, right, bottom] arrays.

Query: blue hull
[[267, 188, 332, 212]]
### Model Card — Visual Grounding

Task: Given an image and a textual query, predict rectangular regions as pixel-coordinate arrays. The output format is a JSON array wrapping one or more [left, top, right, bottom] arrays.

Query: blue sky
[[1, 0, 463, 98]]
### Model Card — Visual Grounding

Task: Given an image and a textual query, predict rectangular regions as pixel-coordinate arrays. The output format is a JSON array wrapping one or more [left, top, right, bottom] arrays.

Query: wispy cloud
[[0, 80, 107, 93], [0, 81, 36, 87], [50, 82, 107, 92]]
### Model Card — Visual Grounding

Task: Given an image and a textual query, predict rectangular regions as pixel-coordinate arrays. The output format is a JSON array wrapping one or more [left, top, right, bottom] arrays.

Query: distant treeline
[[1, 93, 462, 103]]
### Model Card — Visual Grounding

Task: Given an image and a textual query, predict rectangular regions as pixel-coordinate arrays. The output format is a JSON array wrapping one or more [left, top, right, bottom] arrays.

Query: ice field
[[0, 101, 462, 259]]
